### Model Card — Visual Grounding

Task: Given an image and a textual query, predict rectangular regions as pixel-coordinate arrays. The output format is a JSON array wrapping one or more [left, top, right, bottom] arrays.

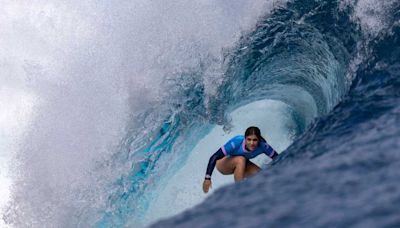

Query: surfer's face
[[245, 134, 259, 151]]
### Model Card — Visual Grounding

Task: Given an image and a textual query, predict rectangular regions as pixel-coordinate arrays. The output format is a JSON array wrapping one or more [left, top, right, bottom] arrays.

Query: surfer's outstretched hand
[[203, 179, 212, 193]]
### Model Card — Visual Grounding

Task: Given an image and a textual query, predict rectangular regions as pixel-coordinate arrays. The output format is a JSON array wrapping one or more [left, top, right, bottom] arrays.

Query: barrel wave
[[1, 0, 399, 227], [152, 1, 400, 227]]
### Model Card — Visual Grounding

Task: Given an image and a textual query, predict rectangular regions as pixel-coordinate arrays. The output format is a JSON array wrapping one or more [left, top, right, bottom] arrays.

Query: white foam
[[340, 0, 396, 37], [0, 88, 36, 228]]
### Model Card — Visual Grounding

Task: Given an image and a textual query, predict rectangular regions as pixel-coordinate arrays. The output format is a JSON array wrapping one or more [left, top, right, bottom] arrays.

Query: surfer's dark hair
[[245, 126, 267, 143]]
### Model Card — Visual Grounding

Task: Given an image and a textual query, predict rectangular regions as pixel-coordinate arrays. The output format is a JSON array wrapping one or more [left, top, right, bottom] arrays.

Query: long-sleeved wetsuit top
[[205, 135, 278, 179]]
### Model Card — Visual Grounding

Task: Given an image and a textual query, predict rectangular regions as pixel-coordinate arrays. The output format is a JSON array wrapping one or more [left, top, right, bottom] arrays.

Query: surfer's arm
[[205, 148, 225, 180], [263, 142, 278, 159], [269, 150, 279, 159]]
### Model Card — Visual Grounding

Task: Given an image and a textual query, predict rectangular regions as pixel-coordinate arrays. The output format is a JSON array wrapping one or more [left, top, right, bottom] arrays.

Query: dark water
[[151, 0, 400, 227]]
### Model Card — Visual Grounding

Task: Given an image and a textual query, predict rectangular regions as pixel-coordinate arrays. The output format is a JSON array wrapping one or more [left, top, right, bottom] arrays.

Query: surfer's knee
[[232, 156, 246, 167]]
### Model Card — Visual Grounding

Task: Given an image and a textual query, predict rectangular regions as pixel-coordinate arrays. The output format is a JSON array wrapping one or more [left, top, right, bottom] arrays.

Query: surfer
[[202, 126, 278, 193]]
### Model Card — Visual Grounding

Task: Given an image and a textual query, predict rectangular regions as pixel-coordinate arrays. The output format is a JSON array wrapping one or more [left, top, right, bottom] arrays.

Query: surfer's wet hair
[[245, 126, 266, 143]]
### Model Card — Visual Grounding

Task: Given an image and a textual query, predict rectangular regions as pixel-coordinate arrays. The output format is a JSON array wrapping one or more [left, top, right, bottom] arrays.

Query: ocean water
[[1, 0, 399, 227]]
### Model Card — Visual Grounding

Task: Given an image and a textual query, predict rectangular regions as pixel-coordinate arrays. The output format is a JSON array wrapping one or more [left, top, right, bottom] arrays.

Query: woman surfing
[[203, 126, 278, 193]]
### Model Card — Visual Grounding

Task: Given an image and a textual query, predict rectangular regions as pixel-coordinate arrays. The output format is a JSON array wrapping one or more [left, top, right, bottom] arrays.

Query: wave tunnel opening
[[142, 99, 297, 226]]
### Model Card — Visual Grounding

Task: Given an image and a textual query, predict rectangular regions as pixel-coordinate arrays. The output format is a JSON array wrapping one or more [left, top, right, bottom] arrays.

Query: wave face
[[2, 0, 400, 227], [151, 1, 400, 228]]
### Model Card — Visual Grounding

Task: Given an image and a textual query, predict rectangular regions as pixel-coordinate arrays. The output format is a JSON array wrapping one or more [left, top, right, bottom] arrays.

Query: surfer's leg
[[244, 160, 261, 178], [216, 156, 247, 182]]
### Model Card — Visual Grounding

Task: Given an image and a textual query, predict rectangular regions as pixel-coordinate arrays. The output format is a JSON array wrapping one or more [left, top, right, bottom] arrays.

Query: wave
[[152, 0, 400, 227], [98, 0, 366, 226], [2, 0, 399, 227]]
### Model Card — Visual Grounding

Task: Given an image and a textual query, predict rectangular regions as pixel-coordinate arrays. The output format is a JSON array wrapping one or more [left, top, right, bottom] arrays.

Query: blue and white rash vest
[[204, 135, 278, 179]]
